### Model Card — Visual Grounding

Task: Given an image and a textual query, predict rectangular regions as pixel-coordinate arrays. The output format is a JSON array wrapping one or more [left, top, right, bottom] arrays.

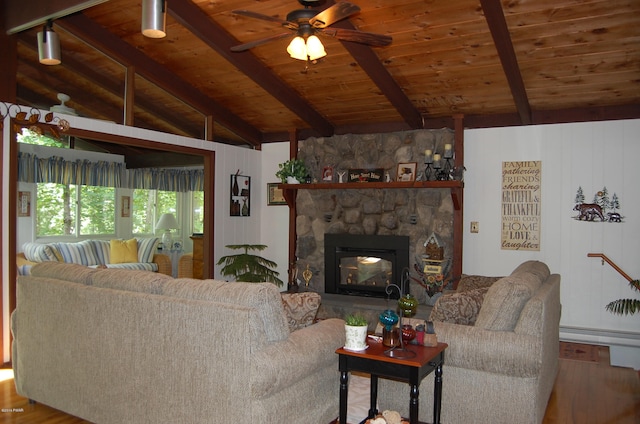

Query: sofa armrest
[[152, 253, 172, 276], [250, 318, 345, 398], [434, 321, 541, 378]]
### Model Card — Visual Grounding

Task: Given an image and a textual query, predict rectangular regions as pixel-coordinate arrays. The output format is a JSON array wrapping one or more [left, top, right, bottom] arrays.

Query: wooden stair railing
[[587, 253, 633, 282]]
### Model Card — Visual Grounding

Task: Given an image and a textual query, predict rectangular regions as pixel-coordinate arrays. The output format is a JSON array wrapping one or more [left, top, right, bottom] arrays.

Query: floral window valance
[[18, 152, 204, 192]]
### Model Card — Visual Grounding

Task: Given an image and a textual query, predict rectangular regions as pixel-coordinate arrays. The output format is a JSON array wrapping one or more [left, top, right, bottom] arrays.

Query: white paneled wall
[[463, 120, 640, 368]]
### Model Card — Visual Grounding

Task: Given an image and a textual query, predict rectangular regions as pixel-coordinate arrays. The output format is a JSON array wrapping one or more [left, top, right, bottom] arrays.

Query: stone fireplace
[[291, 129, 457, 323]]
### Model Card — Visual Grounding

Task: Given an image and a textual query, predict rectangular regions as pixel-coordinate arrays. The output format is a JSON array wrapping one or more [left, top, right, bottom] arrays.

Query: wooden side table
[[336, 341, 447, 424]]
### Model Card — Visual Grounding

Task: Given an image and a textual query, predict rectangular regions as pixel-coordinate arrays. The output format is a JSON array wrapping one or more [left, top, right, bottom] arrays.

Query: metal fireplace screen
[[325, 234, 409, 298]]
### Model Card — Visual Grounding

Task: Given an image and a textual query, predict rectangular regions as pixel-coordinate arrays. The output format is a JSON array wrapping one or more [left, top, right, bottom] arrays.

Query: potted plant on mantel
[[344, 313, 368, 352], [276, 158, 309, 184]]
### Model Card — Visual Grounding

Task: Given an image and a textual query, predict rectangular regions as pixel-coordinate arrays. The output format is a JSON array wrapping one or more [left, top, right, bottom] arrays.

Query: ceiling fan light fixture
[[306, 35, 326, 60], [141, 0, 167, 38], [287, 36, 308, 61], [37, 20, 61, 65]]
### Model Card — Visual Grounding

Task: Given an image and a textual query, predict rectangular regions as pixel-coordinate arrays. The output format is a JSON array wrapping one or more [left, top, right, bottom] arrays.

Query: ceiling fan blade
[[232, 10, 291, 26], [230, 33, 292, 52], [310, 2, 361, 28], [319, 28, 392, 47]]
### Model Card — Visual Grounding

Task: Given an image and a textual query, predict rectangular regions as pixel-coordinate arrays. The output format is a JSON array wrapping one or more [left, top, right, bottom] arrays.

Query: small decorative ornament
[[302, 264, 313, 288], [337, 171, 346, 183]]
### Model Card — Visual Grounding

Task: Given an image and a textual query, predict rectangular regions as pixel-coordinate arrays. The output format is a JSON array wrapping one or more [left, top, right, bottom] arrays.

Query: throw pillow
[[457, 274, 502, 292], [22, 242, 61, 262], [430, 287, 489, 325], [136, 237, 159, 263], [110, 239, 138, 264], [281, 292, 321, 332]]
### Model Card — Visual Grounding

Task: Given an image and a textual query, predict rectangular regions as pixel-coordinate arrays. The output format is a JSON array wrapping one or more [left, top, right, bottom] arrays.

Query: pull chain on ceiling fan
[[231, 0, 392, 61]]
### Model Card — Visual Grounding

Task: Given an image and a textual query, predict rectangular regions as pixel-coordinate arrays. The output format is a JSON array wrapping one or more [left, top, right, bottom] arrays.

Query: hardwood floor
[[0, 345, 637, 423]]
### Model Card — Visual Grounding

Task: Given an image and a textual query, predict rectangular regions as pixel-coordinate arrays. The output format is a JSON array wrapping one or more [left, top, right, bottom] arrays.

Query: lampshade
[[142, 0, 167, 38], [37, 21, 61, 65], [287, 35, 327, 61], [155, 213, 179, 230], [287, 36, 308, 61], [305, 35, 326, 60]]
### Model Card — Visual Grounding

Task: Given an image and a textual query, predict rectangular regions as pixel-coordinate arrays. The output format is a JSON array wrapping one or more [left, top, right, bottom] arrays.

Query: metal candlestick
[[383, 267, 416, 359]]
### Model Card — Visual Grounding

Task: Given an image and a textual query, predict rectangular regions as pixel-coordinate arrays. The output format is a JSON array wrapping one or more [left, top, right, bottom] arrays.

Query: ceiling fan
[[230, 0, 392, 60]]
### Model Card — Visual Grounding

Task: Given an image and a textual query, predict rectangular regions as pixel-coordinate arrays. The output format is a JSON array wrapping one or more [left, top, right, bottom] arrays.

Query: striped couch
[[17, 238, 171, 276]]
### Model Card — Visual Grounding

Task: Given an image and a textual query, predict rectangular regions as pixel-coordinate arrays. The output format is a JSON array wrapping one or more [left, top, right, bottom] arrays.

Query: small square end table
[[336, 341, 447, 424]]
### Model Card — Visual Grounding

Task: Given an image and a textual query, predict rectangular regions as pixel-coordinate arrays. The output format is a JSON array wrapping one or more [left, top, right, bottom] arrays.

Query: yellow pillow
[[110, 239, 138, 264]]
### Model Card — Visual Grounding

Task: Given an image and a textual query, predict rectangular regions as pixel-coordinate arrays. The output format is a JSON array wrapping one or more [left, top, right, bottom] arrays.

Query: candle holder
[[424, 162, 433, 181], [383, 267, 416, 359]]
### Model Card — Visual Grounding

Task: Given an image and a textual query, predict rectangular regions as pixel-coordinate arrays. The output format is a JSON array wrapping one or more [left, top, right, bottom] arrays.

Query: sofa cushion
[[53, 240, 100, 266], [475, 272, 544, 331], [137, 237, 159, 263], [510, 260, 551, 281], [430, 287, 489, 325], [29, 261, 98, 284], [281, 292, 321, 331], [91, 240, 111, 265], [110, 239, 138, 264], [164, 279, 290, 344], [88, 268, 172, 294], [22, 242, 61, 263], [457, 274, 502, 292]]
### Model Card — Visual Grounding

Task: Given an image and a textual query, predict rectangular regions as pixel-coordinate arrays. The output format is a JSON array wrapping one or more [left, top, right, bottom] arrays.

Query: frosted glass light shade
[[287, 36, 307, 61], [306, 35, 326, 60]]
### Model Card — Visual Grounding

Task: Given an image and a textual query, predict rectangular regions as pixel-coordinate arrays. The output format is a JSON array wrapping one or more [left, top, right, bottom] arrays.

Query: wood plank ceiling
[[5, 0, 640, 149]]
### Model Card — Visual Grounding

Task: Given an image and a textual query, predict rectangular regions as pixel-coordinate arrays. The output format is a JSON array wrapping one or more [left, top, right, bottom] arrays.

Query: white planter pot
[[286, 176, 300, 184], [344, 324, 368, 351]]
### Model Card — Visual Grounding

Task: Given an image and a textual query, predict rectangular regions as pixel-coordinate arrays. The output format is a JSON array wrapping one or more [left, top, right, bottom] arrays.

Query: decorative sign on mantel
[[501, 161, 541, 251]]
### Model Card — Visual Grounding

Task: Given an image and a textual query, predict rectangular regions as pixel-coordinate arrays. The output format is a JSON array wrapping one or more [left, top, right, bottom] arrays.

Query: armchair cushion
[[281, 292, 322, 331], [475, 272, 543, 331], [457, 274, 502, 292]]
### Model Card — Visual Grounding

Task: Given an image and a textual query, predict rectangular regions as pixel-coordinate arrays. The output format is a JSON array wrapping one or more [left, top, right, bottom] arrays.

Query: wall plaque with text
[[501, 161, 541, 251]]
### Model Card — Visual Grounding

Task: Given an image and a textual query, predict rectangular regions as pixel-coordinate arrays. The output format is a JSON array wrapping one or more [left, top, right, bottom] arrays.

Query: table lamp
[[155, 213, 179, 248]]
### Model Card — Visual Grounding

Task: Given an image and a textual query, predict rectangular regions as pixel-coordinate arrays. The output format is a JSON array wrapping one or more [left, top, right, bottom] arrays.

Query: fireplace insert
[[325, 234, 410, 298]]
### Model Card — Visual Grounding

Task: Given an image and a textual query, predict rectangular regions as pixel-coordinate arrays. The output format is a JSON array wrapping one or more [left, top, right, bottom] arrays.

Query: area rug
[[559, 341, 600, 363]]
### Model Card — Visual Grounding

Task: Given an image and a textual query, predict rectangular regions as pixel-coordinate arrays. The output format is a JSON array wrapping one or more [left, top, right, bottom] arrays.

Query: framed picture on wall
[[121, 196, 131, 217], [230, 174, 251, 216], [396, 162, 417, 182], [18, 191, 30, 217], [267, 183, 286, 205]]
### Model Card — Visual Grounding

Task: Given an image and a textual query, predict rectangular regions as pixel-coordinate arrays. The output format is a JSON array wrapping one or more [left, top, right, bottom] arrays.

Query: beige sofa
[[378, 260, 561, 424], [12, 262, 344, 424]]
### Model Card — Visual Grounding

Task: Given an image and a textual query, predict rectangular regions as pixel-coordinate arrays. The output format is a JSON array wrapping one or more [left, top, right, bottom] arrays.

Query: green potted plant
[[606, 279, 640, 316], [344, 313, 368, 351], [276, 158, 309, 184], [216, 244, 284, 287]]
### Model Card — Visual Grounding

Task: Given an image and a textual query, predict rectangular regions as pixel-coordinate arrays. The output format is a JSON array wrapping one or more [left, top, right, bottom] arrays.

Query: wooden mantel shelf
[[277, 180, 464, 210]]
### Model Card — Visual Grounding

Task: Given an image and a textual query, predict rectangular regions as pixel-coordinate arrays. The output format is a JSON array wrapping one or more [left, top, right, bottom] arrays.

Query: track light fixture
[[141, 0, 167, 38], [37, 20, 61, 65]]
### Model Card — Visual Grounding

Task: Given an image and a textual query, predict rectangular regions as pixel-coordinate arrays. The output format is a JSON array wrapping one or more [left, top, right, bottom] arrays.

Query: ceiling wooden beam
[[56, 12, 263, 147], [480, 0, 532, 125], [327, 3, 424, 130], [4, 0, 107, 33], [167, 0, 335, 137], [15, 33, 204, 138]]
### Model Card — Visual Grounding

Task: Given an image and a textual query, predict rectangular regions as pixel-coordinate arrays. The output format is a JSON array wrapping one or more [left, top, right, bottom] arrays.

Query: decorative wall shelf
[[277, 180, 464, 210]]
